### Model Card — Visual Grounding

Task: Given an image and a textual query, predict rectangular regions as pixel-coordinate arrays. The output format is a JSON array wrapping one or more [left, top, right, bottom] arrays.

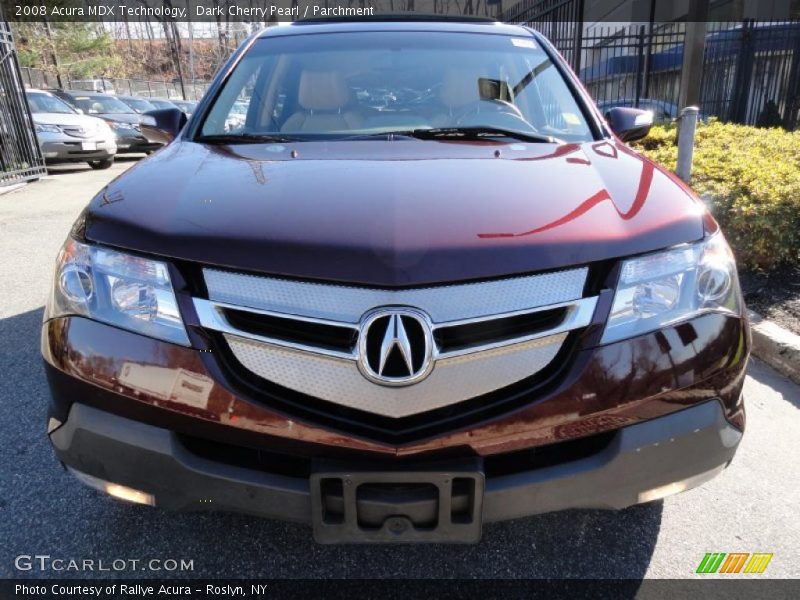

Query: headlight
[[47, 238, 189, 346], [35, 123, 61, 133], [105, 121, 128, 130], [602, 233, 741, 344]]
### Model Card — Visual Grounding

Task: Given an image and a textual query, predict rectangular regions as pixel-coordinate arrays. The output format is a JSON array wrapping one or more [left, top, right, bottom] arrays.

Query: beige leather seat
[[430, 69, 481, 127], [281, 71, 361, 133]]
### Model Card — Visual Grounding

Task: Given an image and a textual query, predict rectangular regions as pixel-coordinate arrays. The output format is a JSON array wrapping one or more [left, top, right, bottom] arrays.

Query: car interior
[[200, 40, 594, 142]]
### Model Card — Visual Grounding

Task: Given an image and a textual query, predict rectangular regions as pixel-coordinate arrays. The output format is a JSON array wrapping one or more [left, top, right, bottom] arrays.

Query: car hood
[[31, 112, 89, 126], [84, 139, 706, 286]]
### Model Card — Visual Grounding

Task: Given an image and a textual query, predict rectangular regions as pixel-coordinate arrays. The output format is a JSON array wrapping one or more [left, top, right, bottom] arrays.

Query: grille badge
[[357, 308, 434, 386]]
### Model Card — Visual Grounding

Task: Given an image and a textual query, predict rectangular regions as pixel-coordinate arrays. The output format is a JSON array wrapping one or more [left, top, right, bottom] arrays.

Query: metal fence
[[701, 21, 800, 128], [578, 20, 800, 129], [504, 0, 586, 71], [579, 23, 686, 119], [504, 0, 800, 129], [19, 67, 210, 101], [0, 15, 46, 187]]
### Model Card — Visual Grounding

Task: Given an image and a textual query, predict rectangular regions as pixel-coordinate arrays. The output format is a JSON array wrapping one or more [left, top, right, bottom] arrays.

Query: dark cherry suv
[[43, 20, 749, 543]]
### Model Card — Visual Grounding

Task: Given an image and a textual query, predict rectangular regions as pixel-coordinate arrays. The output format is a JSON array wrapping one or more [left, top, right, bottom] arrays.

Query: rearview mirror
[[604, 107, 653, 142], [478, 78, 513, 102], [140, 108, 187, 144]]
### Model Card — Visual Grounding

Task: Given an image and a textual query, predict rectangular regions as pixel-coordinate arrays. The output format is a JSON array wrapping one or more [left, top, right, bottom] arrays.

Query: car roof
[[116, 94, 153, 101], [62, 90, 107, 96], [258, 19, 534, 39]]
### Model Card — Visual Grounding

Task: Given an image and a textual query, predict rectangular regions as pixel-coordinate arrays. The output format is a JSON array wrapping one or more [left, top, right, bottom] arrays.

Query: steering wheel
[[455, 99, 527, 126]]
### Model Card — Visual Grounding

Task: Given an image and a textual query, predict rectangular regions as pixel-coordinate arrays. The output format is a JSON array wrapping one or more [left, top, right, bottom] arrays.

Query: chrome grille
[[197, 267, 595, 418], [61, 126, 92, 139]]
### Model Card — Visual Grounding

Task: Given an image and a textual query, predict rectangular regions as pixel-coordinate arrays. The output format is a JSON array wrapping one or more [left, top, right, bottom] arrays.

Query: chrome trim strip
[[196, 298, 360, 332], [193, 298, 358, 361], [194, 295, 598, 361], [433, 297, 585, 328], [435, 296, 597, 359]]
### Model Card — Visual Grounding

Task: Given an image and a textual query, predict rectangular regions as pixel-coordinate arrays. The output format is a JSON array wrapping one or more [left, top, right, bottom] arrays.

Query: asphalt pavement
[[1, 160, 798, 579]]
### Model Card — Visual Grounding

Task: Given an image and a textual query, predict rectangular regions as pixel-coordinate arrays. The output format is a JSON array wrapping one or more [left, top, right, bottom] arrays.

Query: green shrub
[[632, 120, 800, 271]]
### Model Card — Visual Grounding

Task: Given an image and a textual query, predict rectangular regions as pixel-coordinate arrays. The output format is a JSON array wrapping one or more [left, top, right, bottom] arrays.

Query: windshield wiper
[[194, 133, 302, 144], [337, 128, 560, 143], [200, 128, 562, 144], [337, 131, 419, 141], [411, 127, 561, 144]]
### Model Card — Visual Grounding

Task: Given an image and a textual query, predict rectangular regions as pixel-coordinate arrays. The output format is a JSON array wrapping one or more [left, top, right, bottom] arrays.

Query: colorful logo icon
[[696, 553, 773, 574]]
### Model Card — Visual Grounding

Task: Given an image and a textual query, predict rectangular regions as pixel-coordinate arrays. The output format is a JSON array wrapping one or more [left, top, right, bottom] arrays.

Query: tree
[[13, 22, 120, 81]]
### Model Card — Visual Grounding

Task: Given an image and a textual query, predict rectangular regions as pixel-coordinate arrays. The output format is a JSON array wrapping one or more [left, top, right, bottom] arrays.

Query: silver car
[[26, 89, 117, 169]]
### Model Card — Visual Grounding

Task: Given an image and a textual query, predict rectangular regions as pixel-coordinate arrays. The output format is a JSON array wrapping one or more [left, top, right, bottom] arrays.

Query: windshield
[[120, 97, 157, 113], [199, 31, 593, 142], [173, 100, 197, 113], [150, 99, 176, 109], [175, 100, 197, 112], [27, 93, 75, 114], [72, 95, 135, 115]]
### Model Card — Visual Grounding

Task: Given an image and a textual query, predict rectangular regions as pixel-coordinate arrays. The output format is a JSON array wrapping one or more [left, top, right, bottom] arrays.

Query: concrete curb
[[748, 310, 800, 385], [0, 182, 27, 196]]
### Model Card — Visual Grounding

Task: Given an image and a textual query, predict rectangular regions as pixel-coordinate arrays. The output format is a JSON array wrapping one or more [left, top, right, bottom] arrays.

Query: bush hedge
[[632, 120, 800, 271]]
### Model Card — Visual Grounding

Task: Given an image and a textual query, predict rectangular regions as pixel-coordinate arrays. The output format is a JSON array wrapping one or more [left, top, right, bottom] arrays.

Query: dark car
[[148, 98, 180, 110], [43, 20, 749, 544], [114, 94, 158, 115], [170, 99, 198, 117], [51, 90, 163, 155]]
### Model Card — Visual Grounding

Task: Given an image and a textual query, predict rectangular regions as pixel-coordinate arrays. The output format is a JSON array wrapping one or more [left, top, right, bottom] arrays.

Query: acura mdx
[[43, 19, 749, 543]]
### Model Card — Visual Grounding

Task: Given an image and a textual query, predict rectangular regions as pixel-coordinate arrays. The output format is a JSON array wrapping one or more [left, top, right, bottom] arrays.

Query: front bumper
[[42, 312, 749, 455], [114, 132, 162, 154], [40, 138, 116, 162], [42, 308, 749, 541], [51, 399, 741, 541]]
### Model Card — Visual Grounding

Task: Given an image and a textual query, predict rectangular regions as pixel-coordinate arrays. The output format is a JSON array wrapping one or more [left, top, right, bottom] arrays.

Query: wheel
[[89, 158, 114, 170], [455, 99, 526, 123], [454, 99, 536, 131]]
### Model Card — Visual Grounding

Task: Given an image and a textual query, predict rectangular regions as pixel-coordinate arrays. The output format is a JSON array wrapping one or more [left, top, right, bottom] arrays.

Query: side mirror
[[604, 107, 654, 142], [140, 108, 187, 144], [75, 108, 84, 115]]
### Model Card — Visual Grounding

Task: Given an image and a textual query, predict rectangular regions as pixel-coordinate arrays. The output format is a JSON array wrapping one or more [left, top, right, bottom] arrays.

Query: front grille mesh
[[203, 267, 588, 323], [225, 332, 568, 418], [198, 266, 593, 422]]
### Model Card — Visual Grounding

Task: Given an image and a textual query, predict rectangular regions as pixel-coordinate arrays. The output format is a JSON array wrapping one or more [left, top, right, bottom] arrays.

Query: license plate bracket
[[81, 142, 97, 151], [310, 458, 484, 544]]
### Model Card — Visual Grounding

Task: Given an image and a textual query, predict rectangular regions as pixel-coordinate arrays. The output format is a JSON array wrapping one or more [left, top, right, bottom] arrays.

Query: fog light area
[[68, 468, 155, 506], [637, 465, 725, 503]]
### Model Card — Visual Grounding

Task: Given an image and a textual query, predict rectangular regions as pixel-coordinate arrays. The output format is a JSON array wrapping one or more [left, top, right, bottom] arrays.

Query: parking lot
[[1, 161, 799, 579]]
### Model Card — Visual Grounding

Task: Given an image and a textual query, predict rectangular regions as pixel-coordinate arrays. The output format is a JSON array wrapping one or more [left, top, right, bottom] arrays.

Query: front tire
[[89, 158, 114, 170]]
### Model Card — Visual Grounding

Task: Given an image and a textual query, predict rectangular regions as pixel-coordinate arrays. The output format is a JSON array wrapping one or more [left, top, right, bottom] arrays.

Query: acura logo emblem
[[358, 308, 434, 386]]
